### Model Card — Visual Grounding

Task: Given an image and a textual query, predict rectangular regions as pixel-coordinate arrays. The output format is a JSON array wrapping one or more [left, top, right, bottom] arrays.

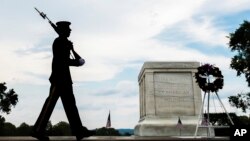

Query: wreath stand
[[194, 64, 234, 138]]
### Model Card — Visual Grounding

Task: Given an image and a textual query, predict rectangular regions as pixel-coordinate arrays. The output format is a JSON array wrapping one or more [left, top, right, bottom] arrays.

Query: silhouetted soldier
[[31, 21, 95, 141]]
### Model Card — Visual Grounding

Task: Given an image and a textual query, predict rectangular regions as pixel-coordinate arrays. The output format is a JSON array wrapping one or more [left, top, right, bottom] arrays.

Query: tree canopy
[[50, 121, 71, 136], [228, 92, 250, 112], [228, 20, 250, 112], [0, 121, 124, 136], [95, 127, 120, 136], [0, 82, 18, 114], [229, 20, 250, 83]]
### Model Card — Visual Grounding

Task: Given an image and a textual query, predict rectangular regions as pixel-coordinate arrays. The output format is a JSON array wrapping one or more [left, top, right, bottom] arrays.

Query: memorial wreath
[[195, 64, 224, 92]]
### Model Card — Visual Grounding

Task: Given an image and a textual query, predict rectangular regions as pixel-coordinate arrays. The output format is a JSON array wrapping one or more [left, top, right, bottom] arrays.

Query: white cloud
[[0, 0, 240, 85], [180, 17, 228, 47], [198, 0, 250, 15]]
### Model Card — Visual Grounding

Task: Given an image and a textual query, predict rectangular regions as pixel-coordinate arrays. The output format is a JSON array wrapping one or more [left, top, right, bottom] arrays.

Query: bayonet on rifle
[[34, 7, 59, 34]]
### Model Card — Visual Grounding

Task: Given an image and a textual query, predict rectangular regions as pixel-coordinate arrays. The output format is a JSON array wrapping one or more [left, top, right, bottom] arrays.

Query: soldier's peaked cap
[[56, 21, 71, 29]]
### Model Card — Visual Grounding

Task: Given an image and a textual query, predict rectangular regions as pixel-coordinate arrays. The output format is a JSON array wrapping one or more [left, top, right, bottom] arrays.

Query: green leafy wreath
[[195, 64, 224, 92]]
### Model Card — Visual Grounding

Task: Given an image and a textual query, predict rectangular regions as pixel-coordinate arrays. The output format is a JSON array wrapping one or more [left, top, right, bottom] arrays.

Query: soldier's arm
[[71, 49, 81, 60], [68, 41, 85, 67]]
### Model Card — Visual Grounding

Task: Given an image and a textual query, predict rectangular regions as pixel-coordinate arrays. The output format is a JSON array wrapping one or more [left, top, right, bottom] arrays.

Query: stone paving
[[0, 136, 229, 141]]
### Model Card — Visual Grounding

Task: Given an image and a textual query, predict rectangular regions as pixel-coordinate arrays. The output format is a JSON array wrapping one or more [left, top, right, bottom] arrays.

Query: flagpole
[[176, 116, 183, 136]]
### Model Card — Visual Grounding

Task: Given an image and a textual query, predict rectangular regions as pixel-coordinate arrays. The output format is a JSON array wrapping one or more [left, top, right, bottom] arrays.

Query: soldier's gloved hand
[[78, 58, 85, 66]]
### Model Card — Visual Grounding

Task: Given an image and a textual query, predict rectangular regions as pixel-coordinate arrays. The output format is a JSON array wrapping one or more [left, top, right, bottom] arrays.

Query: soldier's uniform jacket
[[49, 37, 79, 85]]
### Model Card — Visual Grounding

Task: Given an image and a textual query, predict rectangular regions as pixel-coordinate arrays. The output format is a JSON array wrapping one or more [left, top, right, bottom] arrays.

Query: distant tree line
[[0, 120, 132, 136], [207, 113, 250, 126], [0, 113, 249, 136], [0, 121, 71, 136], [204, 113, 250, 136]]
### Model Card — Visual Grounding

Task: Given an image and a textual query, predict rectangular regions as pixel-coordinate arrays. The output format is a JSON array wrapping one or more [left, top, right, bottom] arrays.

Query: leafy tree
[[0, 82, 18, 135], [52, 121, 71, 136], [16, 122, 32, 136], [237, 115, 250, 125], [95, 127, 120, 136], [46, 120, 53, 135], [206, 113, 238, 126], [1, 122, 17, 136], [228, 93, 250, 112], [207, 113, 250, 136], [0, 82, 18, 114], [0, 115, 5, 135], [228, 20, 250, 112], [207, 113, 250, 126]]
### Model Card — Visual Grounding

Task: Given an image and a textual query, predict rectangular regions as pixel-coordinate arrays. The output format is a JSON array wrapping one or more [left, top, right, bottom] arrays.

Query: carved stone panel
[[154, 72, 195, 116]]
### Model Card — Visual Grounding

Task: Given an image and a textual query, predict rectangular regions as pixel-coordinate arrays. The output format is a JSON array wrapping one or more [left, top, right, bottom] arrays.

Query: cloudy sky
[[0, 0, 250, 129]]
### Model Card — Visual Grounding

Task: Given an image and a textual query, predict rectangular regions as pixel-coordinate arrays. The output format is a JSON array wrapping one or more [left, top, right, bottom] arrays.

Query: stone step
[[0, 136, 229, 141]]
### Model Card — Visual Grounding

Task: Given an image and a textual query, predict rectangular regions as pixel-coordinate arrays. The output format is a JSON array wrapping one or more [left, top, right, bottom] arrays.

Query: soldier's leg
[[32, 85, 60, 134], [60, 84, 83, 135]]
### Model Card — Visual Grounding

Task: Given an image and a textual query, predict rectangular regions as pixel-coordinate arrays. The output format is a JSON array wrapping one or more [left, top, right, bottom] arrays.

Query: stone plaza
[[0, 136, 229, 141]]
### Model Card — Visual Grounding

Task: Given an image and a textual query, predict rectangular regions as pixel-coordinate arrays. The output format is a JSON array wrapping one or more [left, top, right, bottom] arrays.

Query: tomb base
[[135, 116, 214, 136]]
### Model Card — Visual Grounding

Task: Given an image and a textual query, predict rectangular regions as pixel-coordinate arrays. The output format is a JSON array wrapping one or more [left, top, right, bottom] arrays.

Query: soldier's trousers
[[33, 84, 83, 135]]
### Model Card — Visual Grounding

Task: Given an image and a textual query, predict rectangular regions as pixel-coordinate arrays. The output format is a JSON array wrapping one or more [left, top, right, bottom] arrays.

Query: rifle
[[34, 7, 59, 34]]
